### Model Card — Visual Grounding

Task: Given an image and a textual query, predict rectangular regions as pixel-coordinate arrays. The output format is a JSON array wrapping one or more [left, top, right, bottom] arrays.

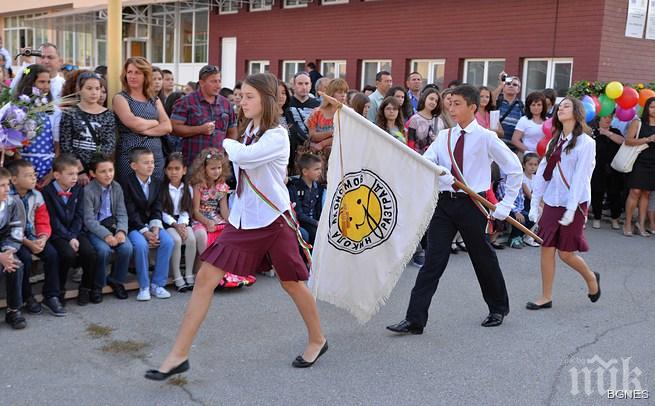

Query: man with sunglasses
[[493, 72, 525, 148], [12, 43, 64, 102], [170, 65, 237, 166]]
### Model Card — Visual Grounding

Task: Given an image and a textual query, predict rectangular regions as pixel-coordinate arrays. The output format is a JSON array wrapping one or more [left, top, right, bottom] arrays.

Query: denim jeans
[[128, 229, 173, 289], [88, 233, 134, 287]]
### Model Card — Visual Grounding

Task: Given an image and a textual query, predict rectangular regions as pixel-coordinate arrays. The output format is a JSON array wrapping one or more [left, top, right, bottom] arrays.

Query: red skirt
[[538, 203, 589, 252], [199, 215, 309, 282]]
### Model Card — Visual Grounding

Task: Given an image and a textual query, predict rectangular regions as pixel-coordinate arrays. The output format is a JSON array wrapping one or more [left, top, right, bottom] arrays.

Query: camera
[[505, 76, 513, 84], [15, 48, 42, 59], [500, 74, 507, 82]]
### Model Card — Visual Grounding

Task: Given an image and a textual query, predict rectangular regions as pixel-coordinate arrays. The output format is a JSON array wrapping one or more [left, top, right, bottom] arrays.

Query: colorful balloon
[[536, 134, 552, 157], [598, 94, 615, 117], [590, 95, 601, 115], [542, 117, 554, 137], [582, 101, 596, 123], [638, 89, 655, 107], [605, 81, 623, 99], [615, 87, 639, 109], [615, 106, 636, 121]]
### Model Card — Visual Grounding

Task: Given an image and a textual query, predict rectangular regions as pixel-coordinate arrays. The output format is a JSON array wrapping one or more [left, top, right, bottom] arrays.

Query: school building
[[1, 0, 655, 94]]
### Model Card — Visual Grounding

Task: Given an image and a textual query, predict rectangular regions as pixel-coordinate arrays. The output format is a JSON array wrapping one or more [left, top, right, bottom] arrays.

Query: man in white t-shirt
[[11, 43, 65, 102]]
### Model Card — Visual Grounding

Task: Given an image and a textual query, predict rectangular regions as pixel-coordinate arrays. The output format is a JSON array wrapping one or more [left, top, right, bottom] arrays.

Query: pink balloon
[[542, 118, 554, 137], [615, 106, 637, 121]]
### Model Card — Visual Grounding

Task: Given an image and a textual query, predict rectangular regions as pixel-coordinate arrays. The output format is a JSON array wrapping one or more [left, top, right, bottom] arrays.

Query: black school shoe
[[24, 296, 43, 314], [43, 296, 66, 317], [5, 310, 27, 329], [90, 289, 103, 304], [77, 288, 90, 306]]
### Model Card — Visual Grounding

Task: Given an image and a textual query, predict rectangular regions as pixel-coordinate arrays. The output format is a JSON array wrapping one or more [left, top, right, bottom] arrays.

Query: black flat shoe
[[108, 281, 128, 300], [481, 313, 504, 327], [588, 272, 601, 303], [145, 360, 190, 381], [291, 341, 328, 368], [491, 242, 505, 250], [526, 301, 553, 310], [450, 242, 459, 254], [386, 319, 424, 334], [455, 240, 467, 252]]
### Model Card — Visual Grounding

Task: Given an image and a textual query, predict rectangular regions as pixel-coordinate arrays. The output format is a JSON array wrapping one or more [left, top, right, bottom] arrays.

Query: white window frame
[[219, 0, 239, 15], [179, 8, 209, 64], [250, 0, 273, 12], [282, 60, 306, 84], [321, 60, 346, 79], [322, 0, 350, 4], [410, 59, 445, 88], [284, 0, 310, 8], [463, 58, 506, 86], [361, 59, 392, 89], [522, 58, 574, 99], [248, 60, 270, 74]]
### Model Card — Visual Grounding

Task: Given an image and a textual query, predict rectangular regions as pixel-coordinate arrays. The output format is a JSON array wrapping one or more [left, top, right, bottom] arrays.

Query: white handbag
[[611, 120, 649, 173]]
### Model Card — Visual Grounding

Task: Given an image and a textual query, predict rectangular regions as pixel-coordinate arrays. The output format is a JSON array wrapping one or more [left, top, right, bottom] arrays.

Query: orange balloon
[[639, 89, 655, 107]]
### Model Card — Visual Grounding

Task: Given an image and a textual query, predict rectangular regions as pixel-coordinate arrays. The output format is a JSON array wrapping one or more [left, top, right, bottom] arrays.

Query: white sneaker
[[150, 285, 171, 299], [523, 235, 541, 247], [592, 219, 601, 229], [136, 288, 151, 301]]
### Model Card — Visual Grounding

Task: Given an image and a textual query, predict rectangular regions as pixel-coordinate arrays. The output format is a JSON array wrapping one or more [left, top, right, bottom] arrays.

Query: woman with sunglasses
[[60, 72, 116, 186]]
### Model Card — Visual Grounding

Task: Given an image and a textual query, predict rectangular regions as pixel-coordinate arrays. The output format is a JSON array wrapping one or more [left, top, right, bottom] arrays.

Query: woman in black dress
[[624, 97, 655, 236]]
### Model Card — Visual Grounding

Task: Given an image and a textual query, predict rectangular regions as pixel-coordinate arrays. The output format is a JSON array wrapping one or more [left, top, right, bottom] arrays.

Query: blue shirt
[[498, 97, 524, 142], [53, 181, 71, 205], [408, 91, 419, 112], [137, 176, 151, 199], [98, 184, 112, 221]]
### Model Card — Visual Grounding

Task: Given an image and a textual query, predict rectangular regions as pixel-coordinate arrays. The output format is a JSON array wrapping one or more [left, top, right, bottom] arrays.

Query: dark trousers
[[591, 163, 624, 220], [1, 257, 23, 310], [49, 235, 98, 290], [17, 242, 60, 299], [405, 194, 510, 326]]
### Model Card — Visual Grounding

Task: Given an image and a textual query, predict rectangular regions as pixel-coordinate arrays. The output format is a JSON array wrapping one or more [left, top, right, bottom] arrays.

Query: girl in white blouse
[[526, 97, 600, 310], [147, 73, 327, 381]]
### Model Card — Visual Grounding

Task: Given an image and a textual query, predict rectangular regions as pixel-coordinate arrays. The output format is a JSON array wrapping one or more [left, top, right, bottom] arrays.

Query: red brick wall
[[208, 0, 649, 89], [598, 0, 655, 83]]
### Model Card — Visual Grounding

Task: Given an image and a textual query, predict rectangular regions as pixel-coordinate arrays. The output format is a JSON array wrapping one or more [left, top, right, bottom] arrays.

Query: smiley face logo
[[328, 170, 397, 254]]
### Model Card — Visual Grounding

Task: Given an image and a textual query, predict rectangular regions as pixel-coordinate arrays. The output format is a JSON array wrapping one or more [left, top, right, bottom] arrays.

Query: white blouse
[[162, 182, 191, 226], [531, 132, 596, 211], [223, 123, 291, 229]]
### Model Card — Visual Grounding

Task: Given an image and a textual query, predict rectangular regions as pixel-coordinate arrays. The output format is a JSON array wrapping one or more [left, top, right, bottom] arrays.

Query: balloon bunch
[[536, 82, 655, 157]]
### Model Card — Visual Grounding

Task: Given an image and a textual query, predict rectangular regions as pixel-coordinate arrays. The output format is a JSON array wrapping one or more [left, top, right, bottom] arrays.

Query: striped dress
[[115, 91, 165, 181]]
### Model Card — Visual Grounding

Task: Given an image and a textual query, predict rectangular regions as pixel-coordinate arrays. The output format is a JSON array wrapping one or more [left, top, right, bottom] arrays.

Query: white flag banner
[[309, 106, 441, 323]]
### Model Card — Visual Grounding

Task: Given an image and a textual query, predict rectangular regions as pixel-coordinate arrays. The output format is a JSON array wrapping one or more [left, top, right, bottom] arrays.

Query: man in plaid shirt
[[171, 65, 238, 166]]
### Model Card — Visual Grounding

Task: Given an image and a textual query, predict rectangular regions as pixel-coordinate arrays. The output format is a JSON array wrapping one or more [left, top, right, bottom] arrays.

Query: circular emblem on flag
[[328, 169, 398, 254]]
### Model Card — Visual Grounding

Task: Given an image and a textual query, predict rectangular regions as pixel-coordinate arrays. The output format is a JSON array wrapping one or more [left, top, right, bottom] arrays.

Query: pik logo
[[328, 169, 397, 254]]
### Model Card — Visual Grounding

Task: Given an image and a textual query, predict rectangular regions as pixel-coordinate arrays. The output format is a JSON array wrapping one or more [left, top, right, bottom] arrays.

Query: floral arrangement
[[0, 86, 56, 164]]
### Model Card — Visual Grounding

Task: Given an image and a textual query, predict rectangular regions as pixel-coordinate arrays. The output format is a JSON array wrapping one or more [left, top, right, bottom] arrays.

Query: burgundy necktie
[[451, 130, 465, 190], [543, 138, 566, 181], [236, 134, 256, 197], [58, 191, 72, 198]]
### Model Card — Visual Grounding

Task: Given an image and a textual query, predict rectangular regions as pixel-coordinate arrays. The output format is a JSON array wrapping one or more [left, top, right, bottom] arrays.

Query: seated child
[[42, 153, 99, 306], [83, 154, 133, 299], [9, 159, 62, 316], [0, 168, 27, 329], [120, 147, 173, 301], [161, 152, 196, 292], [287, 153, 324, 246]]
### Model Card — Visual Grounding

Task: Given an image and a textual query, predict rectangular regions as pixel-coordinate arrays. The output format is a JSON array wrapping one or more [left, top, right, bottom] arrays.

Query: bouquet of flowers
[[0, 86, 55, 165]]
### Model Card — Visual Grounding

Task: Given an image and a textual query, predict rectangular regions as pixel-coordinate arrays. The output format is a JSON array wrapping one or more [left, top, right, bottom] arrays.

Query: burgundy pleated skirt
[[199, 215, 309, 282], [538, 203, 589, 252]]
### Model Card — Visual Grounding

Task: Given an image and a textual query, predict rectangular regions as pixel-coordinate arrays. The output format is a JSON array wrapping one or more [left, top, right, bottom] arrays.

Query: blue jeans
[[88, 233, 134, 287], [128, 229, 173, 288]]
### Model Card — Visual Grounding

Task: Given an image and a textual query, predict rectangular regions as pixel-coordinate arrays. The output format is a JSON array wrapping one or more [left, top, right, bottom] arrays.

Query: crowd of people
[[0, 41, 654, 335]]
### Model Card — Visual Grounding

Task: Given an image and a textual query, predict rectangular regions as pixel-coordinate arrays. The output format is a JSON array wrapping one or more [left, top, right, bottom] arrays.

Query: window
[[284, 0, 310, 8], [282, 60, 306, 84], [250, 0, 272, 12], [219, 0, 239, 14], [522, 58, 573, 98], [179, 9, 209, 63], [410, 59, 445, 90], [463, 59, 505, 87], [149, 6, 175, 64], [322, 0, 349, 4], [361, 60, 391, 89], [249, 60, 270, 74], [321, 60, 346, 79]]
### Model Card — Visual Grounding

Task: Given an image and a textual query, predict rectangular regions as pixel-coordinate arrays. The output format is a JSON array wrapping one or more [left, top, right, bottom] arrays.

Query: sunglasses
[[199, 65, 219, 79], [505, 82, 520, 87]]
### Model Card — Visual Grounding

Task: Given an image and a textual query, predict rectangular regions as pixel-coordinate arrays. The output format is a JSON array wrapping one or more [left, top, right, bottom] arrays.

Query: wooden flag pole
[[452, 178, 543, 244]]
